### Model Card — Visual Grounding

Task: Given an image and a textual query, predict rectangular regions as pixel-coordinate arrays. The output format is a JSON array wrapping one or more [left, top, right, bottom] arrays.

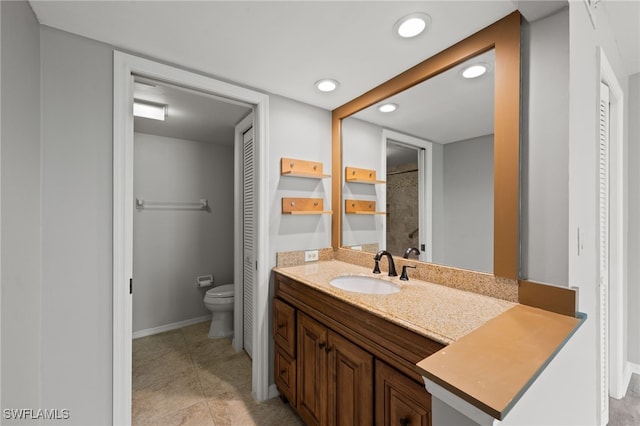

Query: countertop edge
[[416, 307, 587, 421]]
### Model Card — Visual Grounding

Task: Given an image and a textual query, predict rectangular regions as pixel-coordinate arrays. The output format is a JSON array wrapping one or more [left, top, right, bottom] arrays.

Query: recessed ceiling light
[[394, 13, 431, 38], [133, 99, 167, 121], [378, 103, 398, 113], [461, 64, 488, 79], [315, 79, 339, 92]]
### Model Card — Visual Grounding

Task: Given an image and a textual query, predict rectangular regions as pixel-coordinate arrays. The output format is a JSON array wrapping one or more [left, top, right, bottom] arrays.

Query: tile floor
[[132, 321, 303, 426], [609, 374, 640, 426]]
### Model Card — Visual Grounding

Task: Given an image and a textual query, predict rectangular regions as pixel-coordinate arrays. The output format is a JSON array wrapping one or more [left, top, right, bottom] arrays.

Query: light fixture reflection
[[462, 64, 488, 79], [133, 99, 167, 121]]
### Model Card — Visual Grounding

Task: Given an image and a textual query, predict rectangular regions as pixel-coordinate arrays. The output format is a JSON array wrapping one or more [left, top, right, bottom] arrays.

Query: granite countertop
[[273, 260, 516, 345]]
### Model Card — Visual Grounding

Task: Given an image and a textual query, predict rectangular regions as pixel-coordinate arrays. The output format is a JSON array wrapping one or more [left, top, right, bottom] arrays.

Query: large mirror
[[332, 12, 521, 279]]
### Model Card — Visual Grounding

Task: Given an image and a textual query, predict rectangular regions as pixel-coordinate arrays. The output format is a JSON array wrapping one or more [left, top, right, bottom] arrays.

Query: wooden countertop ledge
[[416, 304, 586, 420]]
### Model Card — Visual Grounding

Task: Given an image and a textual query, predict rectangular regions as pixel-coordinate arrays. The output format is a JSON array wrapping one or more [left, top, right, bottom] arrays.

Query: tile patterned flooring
[[132, 321, 303, 426], [609, 374, 640, 426], [135, 321, 639, 425]]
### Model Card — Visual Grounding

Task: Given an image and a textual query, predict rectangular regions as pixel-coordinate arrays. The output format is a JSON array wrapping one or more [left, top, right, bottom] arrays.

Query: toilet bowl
[[203, 284, 234, 338]]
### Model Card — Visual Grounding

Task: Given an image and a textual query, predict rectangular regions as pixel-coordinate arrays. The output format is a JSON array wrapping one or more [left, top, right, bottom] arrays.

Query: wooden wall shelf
[[281, 157, 330, 179], [282, 197, 332, 215], [345, 199, 385, 215], [345, 167, 385, 184]]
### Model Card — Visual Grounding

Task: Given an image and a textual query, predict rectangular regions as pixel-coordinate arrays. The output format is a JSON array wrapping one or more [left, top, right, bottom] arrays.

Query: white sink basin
[[329, 276, 400, 295]]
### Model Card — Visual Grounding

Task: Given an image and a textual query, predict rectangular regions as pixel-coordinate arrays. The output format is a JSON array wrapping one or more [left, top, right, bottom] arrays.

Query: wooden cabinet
[[273, 298, 297, 405], [297, 313, 327, 425], [328, 329, 373, 425], [376, 360, 431, 426], [274, 272, 440, 426], [297, 313, 374, 426]]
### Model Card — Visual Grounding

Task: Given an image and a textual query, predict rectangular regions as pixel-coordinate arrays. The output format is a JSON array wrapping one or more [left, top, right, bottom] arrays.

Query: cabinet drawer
[[274, 298, 296, 356], [275, 345, 297, 406]]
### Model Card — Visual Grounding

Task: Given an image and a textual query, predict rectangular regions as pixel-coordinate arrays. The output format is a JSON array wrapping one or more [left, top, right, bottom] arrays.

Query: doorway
[[381, 129, 432, 262], [113, 52, 271, 424]]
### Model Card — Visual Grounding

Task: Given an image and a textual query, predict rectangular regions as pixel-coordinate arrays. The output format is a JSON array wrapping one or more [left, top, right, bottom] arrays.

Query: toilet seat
[[205, 284, 234, 298]]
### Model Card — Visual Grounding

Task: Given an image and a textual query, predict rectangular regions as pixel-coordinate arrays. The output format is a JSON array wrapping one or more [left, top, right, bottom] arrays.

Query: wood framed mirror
[[331, 11, 521, 279]]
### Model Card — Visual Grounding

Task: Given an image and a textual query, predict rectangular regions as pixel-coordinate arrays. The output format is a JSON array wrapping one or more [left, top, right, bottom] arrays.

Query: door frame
[[113, 51, 270, 425], [597, 47, 626, 402], [381, 129, 433, 262]]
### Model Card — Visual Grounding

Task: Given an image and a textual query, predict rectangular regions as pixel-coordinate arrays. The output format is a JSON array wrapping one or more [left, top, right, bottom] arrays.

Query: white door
[[598, 81, 610, 426], [242, 127, 255, 358]]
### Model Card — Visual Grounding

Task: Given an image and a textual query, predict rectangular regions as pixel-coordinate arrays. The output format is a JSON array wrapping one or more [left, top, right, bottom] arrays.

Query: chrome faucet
[[373, 250, 398, 277], [403, 247, 421, 259]]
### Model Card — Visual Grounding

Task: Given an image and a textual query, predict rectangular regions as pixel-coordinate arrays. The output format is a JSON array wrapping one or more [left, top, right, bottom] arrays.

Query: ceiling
[[351, 50, 495, 144], [28, 1, 637, 144], [133, 77, 252, 144]]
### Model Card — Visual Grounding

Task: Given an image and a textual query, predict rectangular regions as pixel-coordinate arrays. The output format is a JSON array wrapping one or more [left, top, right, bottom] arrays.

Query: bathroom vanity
[[272, 260, 516, 425], [272, 259, 584, 425]]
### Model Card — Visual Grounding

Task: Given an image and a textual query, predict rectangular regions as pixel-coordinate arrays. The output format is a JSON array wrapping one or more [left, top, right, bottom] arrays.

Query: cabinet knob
[[318, 342, 326, 349], [325, 345, 333, 353], [399, 418, 409, 426], [277, 323, 286, 329]]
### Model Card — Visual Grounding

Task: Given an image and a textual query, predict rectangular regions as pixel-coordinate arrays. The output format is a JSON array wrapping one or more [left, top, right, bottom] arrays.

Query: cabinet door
[[273, 298, 296, 356], [297, 313, 328, 426], [327, 331, 373, 426], [376, 360, 431, 426], [275, 344, 296, 406]]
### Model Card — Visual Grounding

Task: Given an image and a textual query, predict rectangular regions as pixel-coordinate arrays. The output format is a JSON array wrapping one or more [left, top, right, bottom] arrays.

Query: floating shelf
[[345, 199, 385, 215], [282, 197, 332, 215], [281, 157, 330, 179], [345, 166, 385, 184]]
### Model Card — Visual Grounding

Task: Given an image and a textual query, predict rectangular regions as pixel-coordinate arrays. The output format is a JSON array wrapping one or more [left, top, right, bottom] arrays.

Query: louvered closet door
[[243, 127, 255, 358], [598, 81, 610, 425]]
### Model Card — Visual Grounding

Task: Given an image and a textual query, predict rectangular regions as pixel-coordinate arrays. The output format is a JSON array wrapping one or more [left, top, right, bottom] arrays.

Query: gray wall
[[521, 7, 569, 285], [440, 135, 494, 273], [269, 94, 332, 258], [36, 25, 333, 420], [133, 133, 234, 333], [1, 0, 42, 417], [40, 26, 114, 424], [629, 72, 640, 365]]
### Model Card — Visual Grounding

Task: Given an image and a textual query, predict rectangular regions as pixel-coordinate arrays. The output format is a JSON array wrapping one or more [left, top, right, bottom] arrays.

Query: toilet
[[203, 284, 234, 338]]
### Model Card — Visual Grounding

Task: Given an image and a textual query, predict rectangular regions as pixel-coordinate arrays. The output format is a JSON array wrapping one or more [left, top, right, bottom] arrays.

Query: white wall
[[441, 135, 493, 273], [133, 133, 234, 332], [568, 1, 629, 422], [40, 26, 114, 424], [522, 8, 570, 285], [629, 72, 640, 366], [0, 0, 42, 418]]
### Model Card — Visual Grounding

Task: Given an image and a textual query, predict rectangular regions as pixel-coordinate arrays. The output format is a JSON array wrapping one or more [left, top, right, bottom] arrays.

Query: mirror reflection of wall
[[341, 49, 495, 273]]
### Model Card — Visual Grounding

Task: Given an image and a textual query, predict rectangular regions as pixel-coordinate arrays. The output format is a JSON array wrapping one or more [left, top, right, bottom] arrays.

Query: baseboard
[[268, 384, 280, 400], [132, 315, 211, 339], [623, 361, 640, 394]]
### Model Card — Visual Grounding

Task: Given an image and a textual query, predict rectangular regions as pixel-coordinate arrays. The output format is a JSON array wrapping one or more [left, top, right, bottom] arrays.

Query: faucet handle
[[400, 264, 416, 281]]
